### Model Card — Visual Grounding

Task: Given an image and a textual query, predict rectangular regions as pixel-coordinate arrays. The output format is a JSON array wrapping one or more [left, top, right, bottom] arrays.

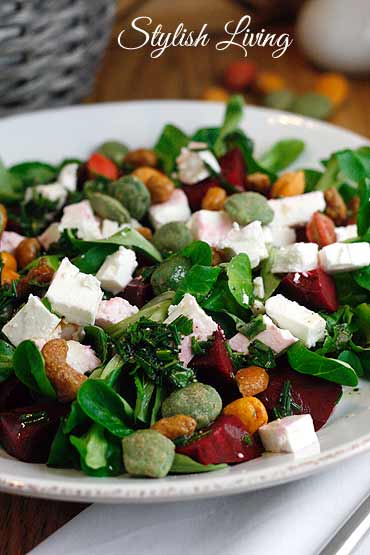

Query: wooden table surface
[[1, 22, 370, 555]]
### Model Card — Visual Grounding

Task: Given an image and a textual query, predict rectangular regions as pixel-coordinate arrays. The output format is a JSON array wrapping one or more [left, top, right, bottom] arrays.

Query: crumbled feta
[[268, 191, 326, 227], [188, 210, 232, 247], [66, 340, 101, 374], [0, 231, 25, 254], [60, 200, 102, 240], [176, 147, 220, 184], [58, 163, 79, 192], [38, 222, 61, 250], [265, 294, 326, 348], [25, 183, 67, 209], [228, 315, 297, 355], [259, 414, 319, 453], [149, 189, 191, 229], [218, 221, 268, 268], [95, 297, 138, 329], [46, 257, 103, 326], [319, 242, 370, 274], [96, 246, 138, 294], [335, 224, 358, 242], [2, 294, 61, 347], [271, 243, 319, 274], [263, 224, 296, 247], [253, 276, 265, 299]]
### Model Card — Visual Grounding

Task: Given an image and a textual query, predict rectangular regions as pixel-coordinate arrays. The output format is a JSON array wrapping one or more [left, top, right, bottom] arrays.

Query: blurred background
[[0, 0, 369, 137]]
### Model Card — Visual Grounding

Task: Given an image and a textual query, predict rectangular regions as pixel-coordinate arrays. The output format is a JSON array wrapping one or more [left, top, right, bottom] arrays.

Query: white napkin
[[29, 451, 370, 555]]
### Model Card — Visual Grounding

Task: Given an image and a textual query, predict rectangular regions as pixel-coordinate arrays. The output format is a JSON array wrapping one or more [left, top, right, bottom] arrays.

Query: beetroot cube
[[219, 148, 246, 191], [0, 403, 68, 463], [0, 377, 32, 411], [182, 178, 219, 211], [177, 415, 264, 464], [120, 277, 153, 308], [257, 366, 342, 430], [280, 268, 339, 312]]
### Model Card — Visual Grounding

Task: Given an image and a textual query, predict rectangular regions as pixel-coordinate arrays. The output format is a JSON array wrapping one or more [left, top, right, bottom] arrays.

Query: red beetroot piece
[[258, 366, 342, 431], [191, 328, 239, 402], [0, 403, 68, 463], [218, 147, 246, 191], [280, 267, 339, 312], [0, 376, 32, 411], [87, 153, 119, 181], [120, 277, 153, 308], [177, 415, 264, 464], [182, 178, 219, 212]]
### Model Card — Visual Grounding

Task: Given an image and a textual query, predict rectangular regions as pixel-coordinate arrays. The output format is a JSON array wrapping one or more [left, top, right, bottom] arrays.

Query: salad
[[0, 96, 369, 479]]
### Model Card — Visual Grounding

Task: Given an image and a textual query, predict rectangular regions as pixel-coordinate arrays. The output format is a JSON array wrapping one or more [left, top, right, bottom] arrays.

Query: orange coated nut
[[0, 204, 7, 235], [202, 86, 230, 102], [306, 211, 336, 247], [324, 187, 347, 226], [314, 73, 349, 107], [42, 339, 87, 403], [15, 238, 40, 269], [245, 172, 271, 194], [1, 267, 19, 286], [146, 174, 175, 204], [0, 252, 17, 271], [132, 166, 163, 185], [235, 366, 269, 397], [137, 226, 153, 241], [201, 186, 227, 211], [124, 148, 158, 168], [271, 170, 305, 198], [223, 397, 268, 434], [255, 71, 286, 95], [151, 414, 197, 440]]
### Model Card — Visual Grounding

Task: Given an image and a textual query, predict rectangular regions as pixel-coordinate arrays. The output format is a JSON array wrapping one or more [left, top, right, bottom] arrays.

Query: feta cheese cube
[[66, 340, 101, 374], [165, 293, 218, 341], [101, 219, 121, 239], [263, 224, 296, 247], [268, 191, 326, 227], [319, 242, 370, 273], [0, 231, 25, 254], [218, 221, 268, 268], [25, 183, 67, 209], [58, 162, 79, 192], [253, 276, 264, 299], [176, 147, 220, 184], [149, 189, 191, 229], [271, 243, 319, 273], [95, 297, 138, 329], [335, 224, 358, 242], [2, 294, 61, 347], [265, 294, 326, 348], [259, 414, 319, 453], [38, 222, 61, 250], [96, 246, 138, 294], [229, 315, 297, 355], [46, 258, 103, 326], [60, 200, 102, 240], [188, 210, 232, 247]]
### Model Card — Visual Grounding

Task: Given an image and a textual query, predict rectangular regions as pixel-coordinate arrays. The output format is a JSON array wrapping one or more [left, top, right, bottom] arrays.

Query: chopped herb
[[243, 433, 252, 446]]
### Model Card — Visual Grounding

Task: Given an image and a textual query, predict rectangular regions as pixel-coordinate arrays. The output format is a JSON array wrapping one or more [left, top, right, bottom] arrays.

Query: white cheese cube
[[66, 340, 101, 374], [263, 225, 296, 247], [335, 224, 358, 242], [253, 277, 264, 299], [38, 222, 61, 250], [218, 221, 268, 268], [149, 189, 191, 229], [58, 163, 79, 192], [2, 294, 61, 347], [176, 147, 220, 184], [95, 297, 138, 329], [96, 246, 138, 294], [165, 293, 218, 341], [228, 315, 297, 355], [46, 257, 103, 326], [271, 243, 319, 273], [319, 242, 370, 273], [60, 200, 102, 240], [268, 191, 325, 227], [265, 294, 326, 348], [259, 414, 319, 453], [0, 231, 25, 254], [188, 210, 232, 247], [101, 219, 120, 239], [25, 183, 67, 209]]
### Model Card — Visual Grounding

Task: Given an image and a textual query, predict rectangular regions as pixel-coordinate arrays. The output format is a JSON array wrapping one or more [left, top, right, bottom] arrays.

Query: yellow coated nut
[[255, 71, 286, 95], [132, 166, 163, 185], [271, 170, 305, 198], [314, 73, 349, 107], [223, 396, 268, 434], [202, 86, 230, 102]]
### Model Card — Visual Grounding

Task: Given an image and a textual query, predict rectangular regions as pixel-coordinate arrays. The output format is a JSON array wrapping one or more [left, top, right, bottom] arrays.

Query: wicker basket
[[0, 0, 116, 117]]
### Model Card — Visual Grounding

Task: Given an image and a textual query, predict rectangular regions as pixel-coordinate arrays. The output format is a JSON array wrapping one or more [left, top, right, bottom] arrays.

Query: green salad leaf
[[13, 340, 56, 398], [170, 453, 228, 474], [70, 423, 123, 476], [72, 244, 117, 274], [84, 325, 109, 363], [259, 139, 305, 173], [214, 94, 244, 157], [0, 158, 24, 202], [155, 124, 189, 174], [9, 161, 57, 188], [226, 253, 253, 308], [173, 265, 221, 304]]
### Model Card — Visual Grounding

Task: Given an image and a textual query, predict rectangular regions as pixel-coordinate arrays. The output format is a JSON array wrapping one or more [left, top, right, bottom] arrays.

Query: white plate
[[0, 101, 369, 503]]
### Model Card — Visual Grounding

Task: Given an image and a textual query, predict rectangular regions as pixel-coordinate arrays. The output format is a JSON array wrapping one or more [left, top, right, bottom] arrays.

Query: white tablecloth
[[29, 450, 370, 555]]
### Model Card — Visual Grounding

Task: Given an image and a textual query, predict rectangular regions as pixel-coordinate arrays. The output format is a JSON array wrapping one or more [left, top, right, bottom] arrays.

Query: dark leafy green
[[179, 240, 212, 266], [13, 340, 56, 398], [70, 423, 123, 476], [170, 453, 228, 474], [173, 265, 221, 304], [73, 244, 117, 274], [357, 178, 370, 237], [9, 161, 56, 187], [154, 124, 189, 174], [259, 139, 305, 173], [84, 325, 109, 363], [214, 94, 244, 157], [0, 339, 14, 383], [0, 158, 24, 202], [226, 253, 253, 308]]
